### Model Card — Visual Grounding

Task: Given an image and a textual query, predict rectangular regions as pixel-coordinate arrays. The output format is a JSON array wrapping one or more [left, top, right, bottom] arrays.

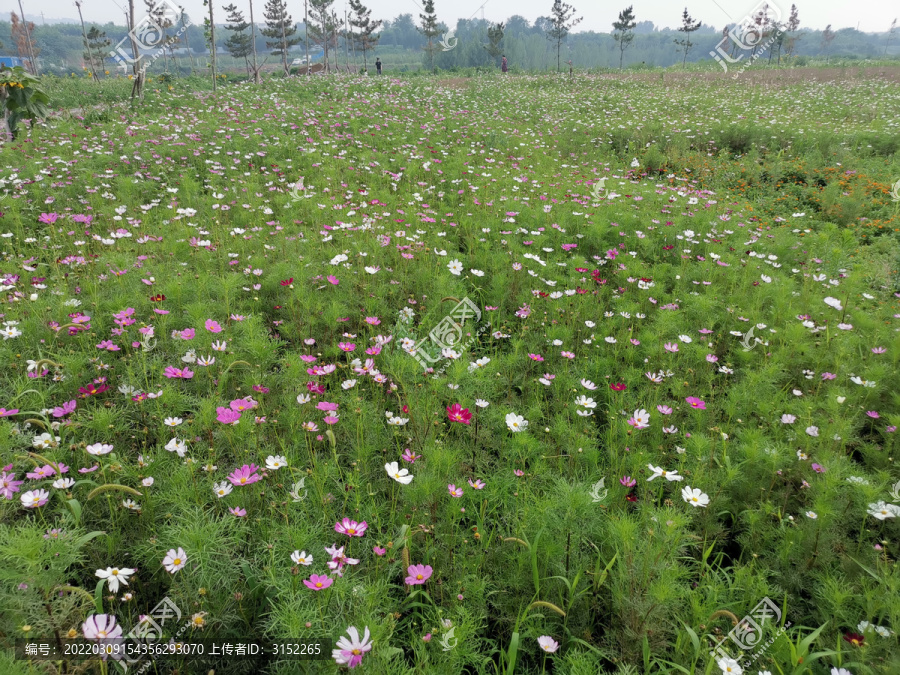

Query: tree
[[612, 5, 636, 69], [203, 0, 217, 89], [673, 7, 701, 68], [308, 0, 338, 72], [261, 0, 300, 75], [246, 0, 260, 82], [75, 1, 97, 81], [417, 0, 440, 73], [84, 27, 111, 76], [484, 21, 504, 65], [348, 0, 381, 72], [10, 12, 40, 75], [821, 24, 835, 61], [223, 3, 253, 76], [146, 0, 177, 72], [774, 4, 799, 64], [546, 0, 582, 73], [885, 18, 897, 57]]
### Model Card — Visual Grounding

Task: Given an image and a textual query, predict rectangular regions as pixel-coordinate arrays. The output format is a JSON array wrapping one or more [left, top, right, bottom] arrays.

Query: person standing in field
[[376, 58, 382, 75], [501, 55, 508, 73]]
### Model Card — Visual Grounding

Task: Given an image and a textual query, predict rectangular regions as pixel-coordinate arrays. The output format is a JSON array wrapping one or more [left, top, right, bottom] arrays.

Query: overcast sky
[[11, 0, 898, 33]]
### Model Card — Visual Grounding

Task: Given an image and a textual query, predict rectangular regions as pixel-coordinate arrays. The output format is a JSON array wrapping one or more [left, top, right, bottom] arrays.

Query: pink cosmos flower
[[706, 354, 718, 363], [373, 546, 386, 556], [514, 470, 524, 477], [448, 484, 464, 497], [51, 400, 77, 418], [657, 405, 672, 415], [364, 317, 381, 325], [402, 449, 421, 463], [317, 401, 339, 412], [323, 416, 340, 425], [327, 275, 339, 285], [405, 564, 433, 585], [216, 408, 241, 425], [335, 518, 367, 537], [332, 626, 371, 669], [0, 408, 18, 417], [1, 471, 25, 499], [230, 398, 257, 411], [664, 342, 679, 353], [685, 396, 706, 410], [447, 403, 472, 425], [227, 464, 261, 486], [229, 506, 247, 517], [304, 574, 334, 591], [468, 479, 486, 489], [871, 347, 886, 354], [26, 465, 56, 480], [339, 342, 356, 352], [205, 319, 223, 333], [528, 353, 544, 362], [163, 366, 194, 379], [821, 372, 836, 380], [867, 411, 880, 419], [620, 476, 636, 487]]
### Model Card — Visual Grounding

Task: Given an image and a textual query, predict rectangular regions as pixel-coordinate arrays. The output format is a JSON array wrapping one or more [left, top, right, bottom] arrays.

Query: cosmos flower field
[[1, 69, 900, 674]]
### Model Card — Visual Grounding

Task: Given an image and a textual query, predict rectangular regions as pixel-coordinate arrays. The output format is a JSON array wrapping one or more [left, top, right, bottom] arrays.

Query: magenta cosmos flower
[[1, 471, 25, 499], [82, 614, 123, 640], [405, 564, 433, 585], [304, 574, 334, 591], [335, 518, 367, 537], [685, 396, 706, 410], [446, 403, 472, 425], [227, 464, 261, 486]]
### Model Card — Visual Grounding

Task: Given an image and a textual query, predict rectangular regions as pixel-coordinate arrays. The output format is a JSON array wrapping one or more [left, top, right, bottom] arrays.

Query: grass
[[0, 67, 899, 674]]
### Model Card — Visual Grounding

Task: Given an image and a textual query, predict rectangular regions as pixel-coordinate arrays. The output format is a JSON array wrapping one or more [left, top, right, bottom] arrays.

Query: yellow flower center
[[315, 582, 322, 587], [416, 574, 423, 580], [352, 649, 361, 655], [347, 529, 356, 535], [173, 558, 182, 565]]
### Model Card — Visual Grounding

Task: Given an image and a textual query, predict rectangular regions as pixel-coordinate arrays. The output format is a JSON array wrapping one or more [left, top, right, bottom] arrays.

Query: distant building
[[0, 56, 27, 68]]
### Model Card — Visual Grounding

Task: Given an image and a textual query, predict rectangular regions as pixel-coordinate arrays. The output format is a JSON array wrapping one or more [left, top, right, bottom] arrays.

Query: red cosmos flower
[[843, 632, 865, 647], [610, 383, 627, 391], [402, 405, 409, 414], [150, 294, 166, 302], [625, 492, 638, 502], [663, 245, 675, 251], [280, 278, 293, 286], [446, 403, 472, 425]]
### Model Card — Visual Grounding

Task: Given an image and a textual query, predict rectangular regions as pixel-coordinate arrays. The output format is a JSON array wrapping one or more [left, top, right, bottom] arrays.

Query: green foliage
[[0, 66, 49, 139]]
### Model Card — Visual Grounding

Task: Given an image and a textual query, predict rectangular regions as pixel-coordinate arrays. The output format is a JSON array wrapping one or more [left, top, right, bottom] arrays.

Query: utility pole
[[16, 0, 40, 75], [207, 0, 216, 91], [344, 7, 350, 72], [74, 1, 97, 81]]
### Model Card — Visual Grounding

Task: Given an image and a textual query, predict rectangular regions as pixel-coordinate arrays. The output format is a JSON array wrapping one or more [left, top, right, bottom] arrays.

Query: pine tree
[[349, 0, 381, 72], [673, 7, 701, 68], [546, 0, 582, 73], [417, 0, 440, 73], [261, 0, 300, 75], [774, 4, 799, 65], [612, 6, 636, 69], [484, 22, 504, 65], [223, 3, 253, 76], [145, 0, 177, 72], [85, 27, 111, 75]]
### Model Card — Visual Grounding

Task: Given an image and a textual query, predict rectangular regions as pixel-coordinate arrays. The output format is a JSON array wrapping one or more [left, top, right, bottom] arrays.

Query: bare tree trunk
[[75, 1, 98, 82], [17, 0, 40, 75], [304, 0, 310, 75], [208, 0, 217, 90], [180, 9, 196, 74], [128, 0, 144, 101], [248, 0, 260, 82]]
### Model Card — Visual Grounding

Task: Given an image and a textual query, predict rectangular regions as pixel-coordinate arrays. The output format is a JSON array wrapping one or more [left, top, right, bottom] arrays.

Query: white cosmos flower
[[95, 566, 135, 593], [823, 296, 843, 310], [291, 550, 313, 566], [681, 486, 709, 507], [165, 437, 188, 457], [52, 477, 76, 489], [506, 413, 528, 432], [86, 443, 114, 456], [447, 259, 463, 275], [868, 501, 900, 520], [164, 417, 183, 427], [162, 548, 187, 573], [341, 379, 357, 389], [647, 464, 683, 482], [385, 461, 413, 484], [265, 455, 287, 470]]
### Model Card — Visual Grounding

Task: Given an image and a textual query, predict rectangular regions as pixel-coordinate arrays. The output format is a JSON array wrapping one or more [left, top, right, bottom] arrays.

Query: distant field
[[1, 68, 899, 674]]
